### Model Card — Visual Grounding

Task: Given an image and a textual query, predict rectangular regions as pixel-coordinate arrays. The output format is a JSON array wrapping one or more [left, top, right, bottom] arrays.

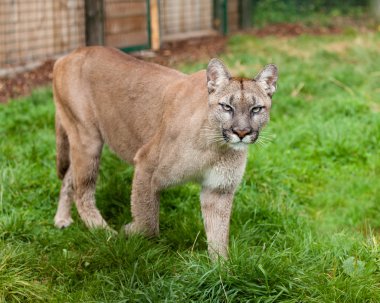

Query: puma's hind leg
[[54, 167, 74, 228], [68, 126, 109, 229], [54, 112, 75, 228]]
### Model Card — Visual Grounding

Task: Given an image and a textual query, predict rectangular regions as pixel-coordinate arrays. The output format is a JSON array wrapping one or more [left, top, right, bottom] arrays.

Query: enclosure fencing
[[0, 0, 241, 69], [0, 0, 85, 67]]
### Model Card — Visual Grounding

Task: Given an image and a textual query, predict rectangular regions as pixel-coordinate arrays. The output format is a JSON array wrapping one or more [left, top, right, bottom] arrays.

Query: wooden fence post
[[239, 0, 252, 29], [150, 0, 160, 50], [85, 0, 104, 45]]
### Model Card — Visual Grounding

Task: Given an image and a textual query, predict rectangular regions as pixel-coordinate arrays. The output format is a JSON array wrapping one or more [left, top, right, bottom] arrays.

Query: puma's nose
[[232, 127, 252, 139]]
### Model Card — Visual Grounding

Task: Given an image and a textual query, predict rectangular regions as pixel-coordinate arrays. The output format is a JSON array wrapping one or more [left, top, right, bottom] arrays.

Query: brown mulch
[[0, 60, 55, 103], [140, 35, 227, 66], [0, 22, 367, 103], [250, 23, 342, 37]]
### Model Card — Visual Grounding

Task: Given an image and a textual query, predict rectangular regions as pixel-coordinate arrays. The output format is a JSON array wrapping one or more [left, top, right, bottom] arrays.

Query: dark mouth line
[[222, 129, 260, 145], [222, 130, 230, 142]]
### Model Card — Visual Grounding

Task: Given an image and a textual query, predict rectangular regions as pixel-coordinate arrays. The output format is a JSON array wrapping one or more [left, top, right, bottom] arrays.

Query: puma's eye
[[220, 103, 233, 112], [251, 106, 264, 114]]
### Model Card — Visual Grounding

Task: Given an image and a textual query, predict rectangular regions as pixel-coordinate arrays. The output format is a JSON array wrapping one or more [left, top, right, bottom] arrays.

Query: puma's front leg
[[200, 187, 234, 259], [125, 163, 160, 237]]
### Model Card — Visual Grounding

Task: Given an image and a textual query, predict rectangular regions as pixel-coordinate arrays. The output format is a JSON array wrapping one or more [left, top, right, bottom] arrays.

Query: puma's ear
[[207, 58, 231, 94], [254, 64, 278, 97]]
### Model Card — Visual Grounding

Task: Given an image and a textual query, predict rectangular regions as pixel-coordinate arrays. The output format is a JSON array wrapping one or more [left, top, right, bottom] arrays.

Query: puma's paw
[[124, 223, 158, 237], [104, 226, 118, 236], [124, 223, 140, 237], [54, 216, 74, 229]]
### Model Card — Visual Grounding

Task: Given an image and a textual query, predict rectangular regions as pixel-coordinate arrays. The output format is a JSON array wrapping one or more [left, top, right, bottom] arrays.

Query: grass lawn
[[1, 30, 380, 302]]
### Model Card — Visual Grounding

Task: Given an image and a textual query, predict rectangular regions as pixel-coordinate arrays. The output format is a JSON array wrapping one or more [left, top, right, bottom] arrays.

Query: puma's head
[[206, 58, 278, 150]]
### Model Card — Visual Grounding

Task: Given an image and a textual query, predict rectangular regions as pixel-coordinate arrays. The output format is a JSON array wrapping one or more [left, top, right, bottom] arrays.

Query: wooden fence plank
[[150, 0, 160, 50]]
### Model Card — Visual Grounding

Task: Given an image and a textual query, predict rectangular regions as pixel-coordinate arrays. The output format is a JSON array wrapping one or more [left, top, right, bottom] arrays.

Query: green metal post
[[146, 0, 152, 49], [223, 0, 228, 35], [239, 0, 252, 29], [214, 0, 228, 35], [120, 0, 152, 52]]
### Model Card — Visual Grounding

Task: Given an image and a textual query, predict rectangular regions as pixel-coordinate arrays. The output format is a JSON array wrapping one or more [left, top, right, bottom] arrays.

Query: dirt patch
[[249, 23, 342, 37], [370, 102, 380, 113], [274, 38, 313, 59], [0, 60, 55, 103], [324, 41, 350, 54], [138, 35, 227, 66]]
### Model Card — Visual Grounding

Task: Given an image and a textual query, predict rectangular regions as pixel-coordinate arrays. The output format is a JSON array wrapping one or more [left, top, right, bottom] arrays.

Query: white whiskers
[[254, 128, 275, 149], [201, 126, 226, 145]]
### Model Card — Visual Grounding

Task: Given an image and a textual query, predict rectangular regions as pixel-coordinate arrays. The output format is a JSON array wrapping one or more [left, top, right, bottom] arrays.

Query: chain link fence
[[0, 0, 85, 68]]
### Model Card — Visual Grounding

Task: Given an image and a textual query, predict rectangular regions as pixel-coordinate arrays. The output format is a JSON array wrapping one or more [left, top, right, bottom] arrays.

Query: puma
[[52, 46, 278, 258]]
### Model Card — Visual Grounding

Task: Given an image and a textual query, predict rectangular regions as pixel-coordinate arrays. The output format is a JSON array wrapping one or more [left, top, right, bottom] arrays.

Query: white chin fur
[[229, 134, 241, 144], [242, 136, 253, 143], [230, 142, 248, 151]]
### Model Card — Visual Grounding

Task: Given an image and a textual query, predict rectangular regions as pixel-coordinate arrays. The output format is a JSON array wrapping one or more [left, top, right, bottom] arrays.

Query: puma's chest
[[202, 153, 247, 191]]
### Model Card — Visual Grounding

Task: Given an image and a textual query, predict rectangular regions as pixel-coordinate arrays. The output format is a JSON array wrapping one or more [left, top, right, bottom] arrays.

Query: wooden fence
[[0, 0, 245, 69], [104, 0, 149, 49]]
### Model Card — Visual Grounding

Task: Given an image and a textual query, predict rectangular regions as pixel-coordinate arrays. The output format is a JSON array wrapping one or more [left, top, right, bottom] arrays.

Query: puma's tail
[[55, 112, 70, 180], [53, 57, 70, 180]]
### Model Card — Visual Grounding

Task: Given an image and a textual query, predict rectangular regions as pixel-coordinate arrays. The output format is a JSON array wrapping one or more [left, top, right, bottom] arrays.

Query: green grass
[[251, 0, 369, 27], [1, 30, 380, 302]]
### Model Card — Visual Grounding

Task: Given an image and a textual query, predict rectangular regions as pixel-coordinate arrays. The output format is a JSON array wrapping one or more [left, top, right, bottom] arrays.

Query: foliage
[[1, 30, 380, 301], [251, 0, 369, 26]]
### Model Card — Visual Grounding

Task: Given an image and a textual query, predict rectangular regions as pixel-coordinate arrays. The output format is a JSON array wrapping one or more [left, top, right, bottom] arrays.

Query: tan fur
[[53, 46, 278, 258]]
